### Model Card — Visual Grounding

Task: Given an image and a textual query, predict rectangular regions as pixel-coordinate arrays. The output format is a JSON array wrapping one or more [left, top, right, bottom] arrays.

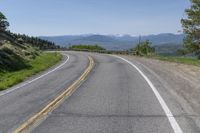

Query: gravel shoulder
[[124, 56, 200, 113], [121, 55, 200, 130]]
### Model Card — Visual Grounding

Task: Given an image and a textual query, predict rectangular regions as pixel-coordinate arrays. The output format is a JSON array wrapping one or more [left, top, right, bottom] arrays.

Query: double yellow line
[[13, 56, 94, 133]]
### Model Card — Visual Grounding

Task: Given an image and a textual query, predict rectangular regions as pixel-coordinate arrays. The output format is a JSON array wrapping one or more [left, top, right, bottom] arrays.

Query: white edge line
[[0, 53, 69, 97], [112, 55, 183, 133]]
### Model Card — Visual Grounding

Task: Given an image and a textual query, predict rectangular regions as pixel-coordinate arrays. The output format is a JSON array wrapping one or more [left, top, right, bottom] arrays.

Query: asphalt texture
[[32, 52, 176, 133], [0, 51, 199, 133]]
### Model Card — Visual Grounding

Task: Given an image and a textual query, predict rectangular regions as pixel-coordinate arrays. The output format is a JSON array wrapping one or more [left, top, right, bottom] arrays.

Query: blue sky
[[0, 0, 190, 36]]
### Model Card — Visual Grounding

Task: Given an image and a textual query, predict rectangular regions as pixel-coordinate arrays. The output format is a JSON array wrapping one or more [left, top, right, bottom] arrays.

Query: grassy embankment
[[0, 52, 62, 90]]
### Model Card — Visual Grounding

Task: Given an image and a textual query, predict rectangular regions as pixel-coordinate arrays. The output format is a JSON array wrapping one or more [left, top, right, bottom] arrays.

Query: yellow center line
[[13, 56, 94, 133]]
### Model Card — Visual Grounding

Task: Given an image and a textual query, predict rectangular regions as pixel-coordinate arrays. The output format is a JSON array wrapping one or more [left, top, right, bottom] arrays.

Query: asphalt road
[[33, 52, 198, 133], [0, 51, 199, 133]]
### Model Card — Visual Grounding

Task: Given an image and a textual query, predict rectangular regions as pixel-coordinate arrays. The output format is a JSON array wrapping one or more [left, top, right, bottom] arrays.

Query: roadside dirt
[[123, 56, 200, 116]]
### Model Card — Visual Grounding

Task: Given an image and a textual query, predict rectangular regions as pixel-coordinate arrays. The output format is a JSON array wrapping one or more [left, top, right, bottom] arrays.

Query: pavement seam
[[48, 113, 200, 118]]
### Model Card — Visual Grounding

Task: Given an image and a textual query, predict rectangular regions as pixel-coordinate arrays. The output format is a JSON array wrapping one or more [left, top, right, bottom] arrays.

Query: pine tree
[[0, 12, 9, 30], [181, 0, 200, 58], [133, 40, 155, 56]]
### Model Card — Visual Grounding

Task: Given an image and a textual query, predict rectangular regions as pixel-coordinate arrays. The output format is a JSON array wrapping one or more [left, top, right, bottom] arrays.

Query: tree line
[[69, 44, 105, 51], [10, 32, 60, 50]]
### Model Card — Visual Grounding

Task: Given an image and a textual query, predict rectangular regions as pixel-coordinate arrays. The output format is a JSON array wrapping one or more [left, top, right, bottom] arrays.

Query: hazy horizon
[[0, 0, 190, 36], [39, 33, 184, 38]]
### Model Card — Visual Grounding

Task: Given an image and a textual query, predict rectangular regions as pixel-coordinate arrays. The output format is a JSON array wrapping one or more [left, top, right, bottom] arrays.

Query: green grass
[[0, 52, 62, 90], [148, 55, 200, 66]]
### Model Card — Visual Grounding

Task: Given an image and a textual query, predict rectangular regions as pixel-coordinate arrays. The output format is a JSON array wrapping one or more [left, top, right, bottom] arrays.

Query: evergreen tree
[[181, 0, 200, 58], [133, 40, 155, 56], [0, 12, 9, 30]]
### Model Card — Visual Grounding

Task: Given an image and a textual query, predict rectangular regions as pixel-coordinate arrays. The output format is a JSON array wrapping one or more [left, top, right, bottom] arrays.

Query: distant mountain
[[40, 33, 184, 50]]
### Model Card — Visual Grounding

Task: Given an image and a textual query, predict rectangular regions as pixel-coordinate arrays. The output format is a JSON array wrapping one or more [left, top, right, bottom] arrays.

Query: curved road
[[0, 52, 199, 133]]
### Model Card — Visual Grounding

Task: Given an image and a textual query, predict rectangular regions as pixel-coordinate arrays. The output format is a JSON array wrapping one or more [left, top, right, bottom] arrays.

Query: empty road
[[0, 52, 199, 133]]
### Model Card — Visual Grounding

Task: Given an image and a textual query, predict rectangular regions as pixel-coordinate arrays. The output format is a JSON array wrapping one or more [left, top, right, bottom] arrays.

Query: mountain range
[[40, 33, 184, 51]]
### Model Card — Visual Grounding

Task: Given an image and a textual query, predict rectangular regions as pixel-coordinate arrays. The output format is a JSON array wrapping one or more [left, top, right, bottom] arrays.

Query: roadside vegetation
[[0, 12, 62, 90], [69, 44, 105, 51], [130, 40, 155, 56], [127, 40, 200, 66]]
